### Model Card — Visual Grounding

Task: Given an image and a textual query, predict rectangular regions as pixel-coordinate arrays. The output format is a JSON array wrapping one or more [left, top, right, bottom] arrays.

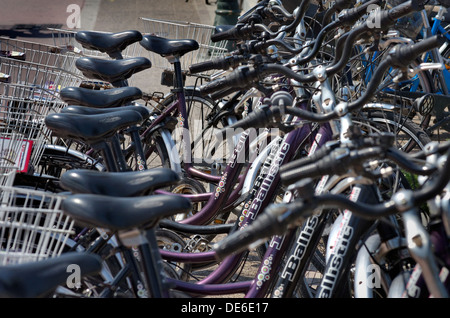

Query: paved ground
[[0, 0, 218, 31]]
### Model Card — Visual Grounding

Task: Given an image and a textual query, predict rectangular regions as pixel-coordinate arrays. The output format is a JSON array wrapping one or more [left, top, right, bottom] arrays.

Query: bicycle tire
[[127, 128, 174, 171], [355, 110, 432, 153], [343, 45, 435, 131], [160, 88, 235, 171], [36, 145, 105, 179]]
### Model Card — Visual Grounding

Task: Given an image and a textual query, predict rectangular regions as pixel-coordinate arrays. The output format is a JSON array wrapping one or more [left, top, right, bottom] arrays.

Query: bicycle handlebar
[[201, 2, 437, 99], [220, 34, 443, 124], [210, 0, 311, 43], [189, 55, 246, 75], [259, 0, 382, 59], [214, 144, 450, 261], [326, 0, 423, 76], [347, 34, 444, 111], [218, 105, 282, 137], [280, 146, 384, 184], [206, 34, 443, 138], [279, 143, 438, 185], [215, 90, 293, 137], [213, 200, 307, 260]]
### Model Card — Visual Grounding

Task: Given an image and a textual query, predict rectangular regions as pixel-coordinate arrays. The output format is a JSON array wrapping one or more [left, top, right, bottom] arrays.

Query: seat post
[[90, 140, 120, 172], [170, 55, 192, 166], [172, 56, 184, 92]]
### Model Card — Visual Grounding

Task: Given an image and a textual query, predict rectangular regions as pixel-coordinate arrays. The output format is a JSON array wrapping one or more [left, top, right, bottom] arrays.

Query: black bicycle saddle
[[60, 86, 143, 108], [75, 30, 143, 57], [75, 56, 151, 86], [60, 168, 180, 196], [62, 193, 192, 231], [140, 35, 199, 57]]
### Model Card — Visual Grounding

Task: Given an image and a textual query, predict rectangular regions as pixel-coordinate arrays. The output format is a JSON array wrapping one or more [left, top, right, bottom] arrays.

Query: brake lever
[[377, 31, 415, 50], [408, 62, 445, 76], [394, 62, 445, 82]]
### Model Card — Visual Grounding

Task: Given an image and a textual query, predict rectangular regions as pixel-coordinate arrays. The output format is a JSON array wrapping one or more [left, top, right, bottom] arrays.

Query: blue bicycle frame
[[422, 7, 450, 94]]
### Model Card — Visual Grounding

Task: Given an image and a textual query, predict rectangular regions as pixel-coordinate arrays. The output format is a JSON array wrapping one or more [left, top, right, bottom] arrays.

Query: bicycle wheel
[[160, 88, 235, 172], [354, 110, 432, 153], [127, 128, 175, 171], [342, 44, 434, 130], [36, 144, 106, 179]]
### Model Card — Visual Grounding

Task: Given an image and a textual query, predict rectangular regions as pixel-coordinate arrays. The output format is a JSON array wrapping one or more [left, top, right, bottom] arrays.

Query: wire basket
[[0, 133, 26, 185], [0, 36, 81, 75], [0, 186, 74, 265], [140, 17, 229, 78], [0, 56, 84, 170]]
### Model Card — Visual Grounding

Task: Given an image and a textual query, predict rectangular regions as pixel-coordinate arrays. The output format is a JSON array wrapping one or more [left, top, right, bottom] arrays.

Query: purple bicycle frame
[[148, 90, 258, 223], [159, 119, 333, 296], [152, 127, 251, 225], [144, 90, 224, 183]]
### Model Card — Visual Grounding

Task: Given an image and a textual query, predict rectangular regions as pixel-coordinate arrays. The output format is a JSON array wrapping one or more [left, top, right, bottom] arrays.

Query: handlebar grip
[[217, 106, 281, 137], [437, 0, 450, 8], [407, 34, 444, 56], [199, 65, 259, 96], [211, 26, 239, 42], [280, 149, 353, 185], [280, 160, 332, 185], [189, 55, 245, 74], [334, 0, 355, 10], [199, 77, 229, 96], [279, 143, 338, 178], [390, 35, 444, 67], [213, 204, 285, 261], [189, 60, 218, 74], [387, 0, 421, 21], [281, 146, 386, 185]]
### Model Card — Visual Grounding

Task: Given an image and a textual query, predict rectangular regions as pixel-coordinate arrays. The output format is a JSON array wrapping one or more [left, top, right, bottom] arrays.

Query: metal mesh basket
[[140, 17, 229, 78], [0, 133, 26, 185], [0, 36, 81, 75], [0, 186, 74, 265], [0, 56, 84, 169]]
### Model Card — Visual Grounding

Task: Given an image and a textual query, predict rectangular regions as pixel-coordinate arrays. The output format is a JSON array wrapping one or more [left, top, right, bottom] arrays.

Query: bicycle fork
[[118, 227, 170, 298], [315, 184, 379, 298], [392, 191, 449, 298]]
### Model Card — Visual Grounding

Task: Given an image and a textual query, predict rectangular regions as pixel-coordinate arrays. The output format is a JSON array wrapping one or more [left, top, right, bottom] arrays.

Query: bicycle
[[342, 2, 450, 142]]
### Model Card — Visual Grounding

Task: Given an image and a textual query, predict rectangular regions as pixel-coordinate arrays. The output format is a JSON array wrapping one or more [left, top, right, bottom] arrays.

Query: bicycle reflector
[[413, 93, 434, 116]]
